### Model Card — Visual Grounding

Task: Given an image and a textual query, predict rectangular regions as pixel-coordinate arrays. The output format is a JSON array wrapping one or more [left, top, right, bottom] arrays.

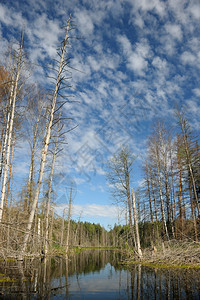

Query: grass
[[121, 241, 200, 270], [122, 260, 200, 269], [0, 273, 17, 283], [78, 246, 119, 250]]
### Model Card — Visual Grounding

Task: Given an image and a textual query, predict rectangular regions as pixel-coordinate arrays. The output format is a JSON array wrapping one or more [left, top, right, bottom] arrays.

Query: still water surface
[[0, 250, 199, 299]]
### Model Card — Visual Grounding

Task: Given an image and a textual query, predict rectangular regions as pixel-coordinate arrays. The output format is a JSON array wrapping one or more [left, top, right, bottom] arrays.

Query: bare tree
[[24, 89, 47, 213], [148, 136, 169, 241], [107, 146, 136, 247], [21, 16, 72, 255], [176, 110, 199, 215], [157, 124, 175, 238]]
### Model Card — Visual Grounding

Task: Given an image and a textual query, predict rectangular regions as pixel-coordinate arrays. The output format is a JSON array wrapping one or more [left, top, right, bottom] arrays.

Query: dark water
[[0, 250, 200, 299]]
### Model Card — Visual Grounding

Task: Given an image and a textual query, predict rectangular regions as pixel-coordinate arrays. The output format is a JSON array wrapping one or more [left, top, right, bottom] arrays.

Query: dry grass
[[141, 240, 200, 267]]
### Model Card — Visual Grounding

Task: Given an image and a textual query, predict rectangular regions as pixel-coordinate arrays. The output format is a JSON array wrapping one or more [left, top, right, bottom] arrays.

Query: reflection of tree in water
[[129, 265, 200, 299], [68, 249, 122, 276], [0, 251, 200, 298]]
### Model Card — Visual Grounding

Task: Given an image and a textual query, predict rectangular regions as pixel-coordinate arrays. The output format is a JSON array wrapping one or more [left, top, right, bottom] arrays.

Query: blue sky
[[0, 0, 199, 228]]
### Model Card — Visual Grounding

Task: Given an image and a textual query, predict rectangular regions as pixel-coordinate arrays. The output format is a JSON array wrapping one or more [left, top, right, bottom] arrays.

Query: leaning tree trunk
[[21, 16, 72, 255]]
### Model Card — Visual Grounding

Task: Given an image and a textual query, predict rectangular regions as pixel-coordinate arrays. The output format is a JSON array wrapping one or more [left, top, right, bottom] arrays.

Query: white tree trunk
[[44, 121, 59, 255], [0, 34, 24, 222], [60, 209, 65, 246], [0, 92, 13, 180], [155, 146, 169, 241], [66, 183, 72, 254], [132, 189, 142, 258], [158, 128, 175, 238]]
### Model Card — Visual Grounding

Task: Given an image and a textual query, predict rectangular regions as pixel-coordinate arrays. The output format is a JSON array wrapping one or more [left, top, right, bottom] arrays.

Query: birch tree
[[158, 124, 175, 238], [0, 32, 24, 222], [107, 146, 136, 247], [148, 137, 169, 241]]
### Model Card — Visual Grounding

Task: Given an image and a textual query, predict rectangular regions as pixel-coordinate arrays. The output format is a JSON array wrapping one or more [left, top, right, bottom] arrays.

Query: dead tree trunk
[[26, 105, 45, 213], [60, 209, 65, 246], [158, 128, 175, 238], [21, 16, 72, 254], [44, 121, 60, 255], [189, 178, 198, 241], [177, 139, 184, 238], [66, 183, 73, 254], [145, 163, 154, 223], [3, 128, 15, 218], [132, 189, 142, 258], [177, 111, 200, 215], [155, 144, 169, 241]]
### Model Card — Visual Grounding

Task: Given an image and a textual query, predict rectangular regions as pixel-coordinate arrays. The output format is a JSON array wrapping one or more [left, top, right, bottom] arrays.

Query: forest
[[0, 17, 199, 263]]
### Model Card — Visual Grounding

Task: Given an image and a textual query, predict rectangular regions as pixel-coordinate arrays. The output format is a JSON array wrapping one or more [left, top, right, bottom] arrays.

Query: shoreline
[[122, 240, 200, 269]]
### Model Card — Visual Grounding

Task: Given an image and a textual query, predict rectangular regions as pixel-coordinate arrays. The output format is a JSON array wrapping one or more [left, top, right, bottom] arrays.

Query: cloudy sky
[[0, 0, 199, 228]]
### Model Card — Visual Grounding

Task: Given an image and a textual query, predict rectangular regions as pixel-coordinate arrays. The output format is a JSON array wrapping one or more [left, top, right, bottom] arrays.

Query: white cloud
[[189, 4, 200, 19], [152, 57, 168, 72], [117, 35, 150, 75], [55, 203, 120, 219], [26, 14, 62, 62], [74, 9, 94, 36], [186, 100, 200, 115], [0, 4, 20, 26], [117, 35, 132, 55], [165, 24, 183, 41], [133, 13, 145, 29], [129, 0, 166, 17], [127, 52, 148, 75], [193, 88, 200, 97], [181, 51, 196, 65]]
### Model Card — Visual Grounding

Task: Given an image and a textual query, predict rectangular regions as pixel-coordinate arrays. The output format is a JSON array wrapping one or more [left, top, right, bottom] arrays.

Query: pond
[[0, 249, 199, 299]]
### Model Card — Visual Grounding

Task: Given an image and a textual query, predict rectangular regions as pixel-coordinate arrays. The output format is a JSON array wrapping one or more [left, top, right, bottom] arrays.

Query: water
[[0, 250, 199, 299]]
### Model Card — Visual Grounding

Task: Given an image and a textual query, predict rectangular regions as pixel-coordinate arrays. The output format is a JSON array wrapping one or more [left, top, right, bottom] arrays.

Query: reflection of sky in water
[[0, 253, 200, 299], [68, 263, 130, 299]]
